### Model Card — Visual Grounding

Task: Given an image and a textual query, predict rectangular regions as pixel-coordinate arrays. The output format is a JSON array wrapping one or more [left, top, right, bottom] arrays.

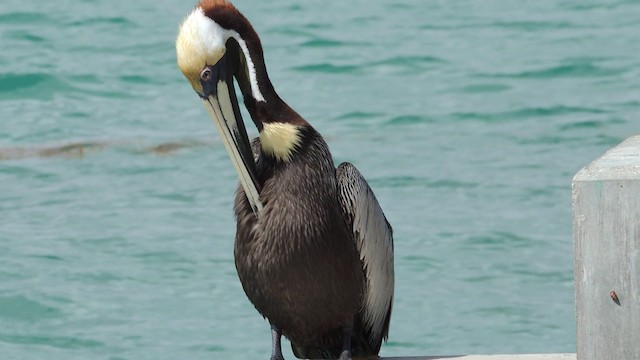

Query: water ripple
[[66, 16, 136, 28], [0, 73, 133, 100], [457, 83, 512, 93], [292, 63, 360, 74], [0, 295, 62, 321], [452, 105, 607, 122], [385, 115, 433, 126], [335, 111, 386, 120], [482, 62, 626, 79], [463, 231, 535, 249], [367, 55, 446, 74], [299, 38, 347, 48], [0, 333, 104, 349], [492, 20, 580, 31], [0, 73, 71, 96], [0, 12, 54, 24], [371, 175, 478, 189], [5, 30, 47, 43], [558, 118, 625, 131]]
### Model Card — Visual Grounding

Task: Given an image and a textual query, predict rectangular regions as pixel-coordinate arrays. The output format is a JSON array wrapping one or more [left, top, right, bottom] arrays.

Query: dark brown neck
[[203, 3, 307, 128], [202, 5, 276, 100]]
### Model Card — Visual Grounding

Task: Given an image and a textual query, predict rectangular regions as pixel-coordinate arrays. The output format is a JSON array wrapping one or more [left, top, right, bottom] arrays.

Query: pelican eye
[[200, 68, 213, 82]]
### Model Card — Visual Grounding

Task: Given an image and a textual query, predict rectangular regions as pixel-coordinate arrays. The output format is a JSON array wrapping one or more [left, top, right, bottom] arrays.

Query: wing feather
[[336, 162, 394, 354]]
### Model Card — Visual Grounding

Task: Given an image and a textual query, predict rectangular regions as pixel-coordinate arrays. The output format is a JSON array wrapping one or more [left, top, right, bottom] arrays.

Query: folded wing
[[336, 162, 394, 355]]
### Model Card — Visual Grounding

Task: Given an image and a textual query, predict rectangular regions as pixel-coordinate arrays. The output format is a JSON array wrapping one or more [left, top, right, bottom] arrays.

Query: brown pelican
[[176, 1, 394, 359]]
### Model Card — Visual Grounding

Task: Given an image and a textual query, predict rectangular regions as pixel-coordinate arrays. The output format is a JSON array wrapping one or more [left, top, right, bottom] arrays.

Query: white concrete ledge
[[382, 354, 576, 360]]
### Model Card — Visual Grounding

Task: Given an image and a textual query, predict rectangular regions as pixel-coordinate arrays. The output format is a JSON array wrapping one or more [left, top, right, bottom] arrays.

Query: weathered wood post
[[573, 135, 640, 360]]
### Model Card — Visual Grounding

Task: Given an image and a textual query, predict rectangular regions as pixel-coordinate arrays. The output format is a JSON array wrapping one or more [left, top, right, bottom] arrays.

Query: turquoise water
[[1, 0, 639, 358]]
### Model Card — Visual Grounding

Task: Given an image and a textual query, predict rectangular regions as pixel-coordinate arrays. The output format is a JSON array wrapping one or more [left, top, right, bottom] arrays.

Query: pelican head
[[176, 0, 266, 215]]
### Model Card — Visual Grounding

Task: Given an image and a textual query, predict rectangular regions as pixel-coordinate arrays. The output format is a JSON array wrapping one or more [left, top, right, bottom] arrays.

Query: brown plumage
[[235, 129, 365, 358]]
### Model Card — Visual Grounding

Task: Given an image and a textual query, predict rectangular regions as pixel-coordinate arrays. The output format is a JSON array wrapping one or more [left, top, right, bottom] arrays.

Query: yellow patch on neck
[[259, 122, 302, 161]]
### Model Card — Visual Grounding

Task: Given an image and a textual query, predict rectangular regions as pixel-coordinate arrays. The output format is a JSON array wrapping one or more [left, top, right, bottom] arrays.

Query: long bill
[[201, 79, 263, 217]]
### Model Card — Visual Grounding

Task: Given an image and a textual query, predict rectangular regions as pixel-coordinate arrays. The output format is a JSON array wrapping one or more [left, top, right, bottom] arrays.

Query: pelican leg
[[338, 327, 352, 360], [270, 324, 285, 360]]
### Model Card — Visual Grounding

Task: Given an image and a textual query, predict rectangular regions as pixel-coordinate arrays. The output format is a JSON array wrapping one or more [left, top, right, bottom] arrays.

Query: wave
[[480, 63, 625, 79]]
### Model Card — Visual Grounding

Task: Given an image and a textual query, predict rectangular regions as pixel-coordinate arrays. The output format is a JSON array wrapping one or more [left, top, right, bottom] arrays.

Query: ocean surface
[[1, 0, 639, 359]]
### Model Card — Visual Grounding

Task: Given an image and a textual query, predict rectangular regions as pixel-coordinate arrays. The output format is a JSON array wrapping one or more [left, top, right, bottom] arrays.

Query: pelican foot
[[270, 355, 285, 360], [338, 349, 352, 360]]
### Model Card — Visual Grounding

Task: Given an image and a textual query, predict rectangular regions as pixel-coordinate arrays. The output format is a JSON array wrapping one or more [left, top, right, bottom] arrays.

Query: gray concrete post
[[573, 135, 640, 360]]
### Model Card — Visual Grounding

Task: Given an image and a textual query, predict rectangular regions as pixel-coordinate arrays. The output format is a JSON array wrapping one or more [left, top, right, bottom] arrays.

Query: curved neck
[[228, 29, 272, 103], [204, 5, 305, 127], [203, 6, 275, 102]]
